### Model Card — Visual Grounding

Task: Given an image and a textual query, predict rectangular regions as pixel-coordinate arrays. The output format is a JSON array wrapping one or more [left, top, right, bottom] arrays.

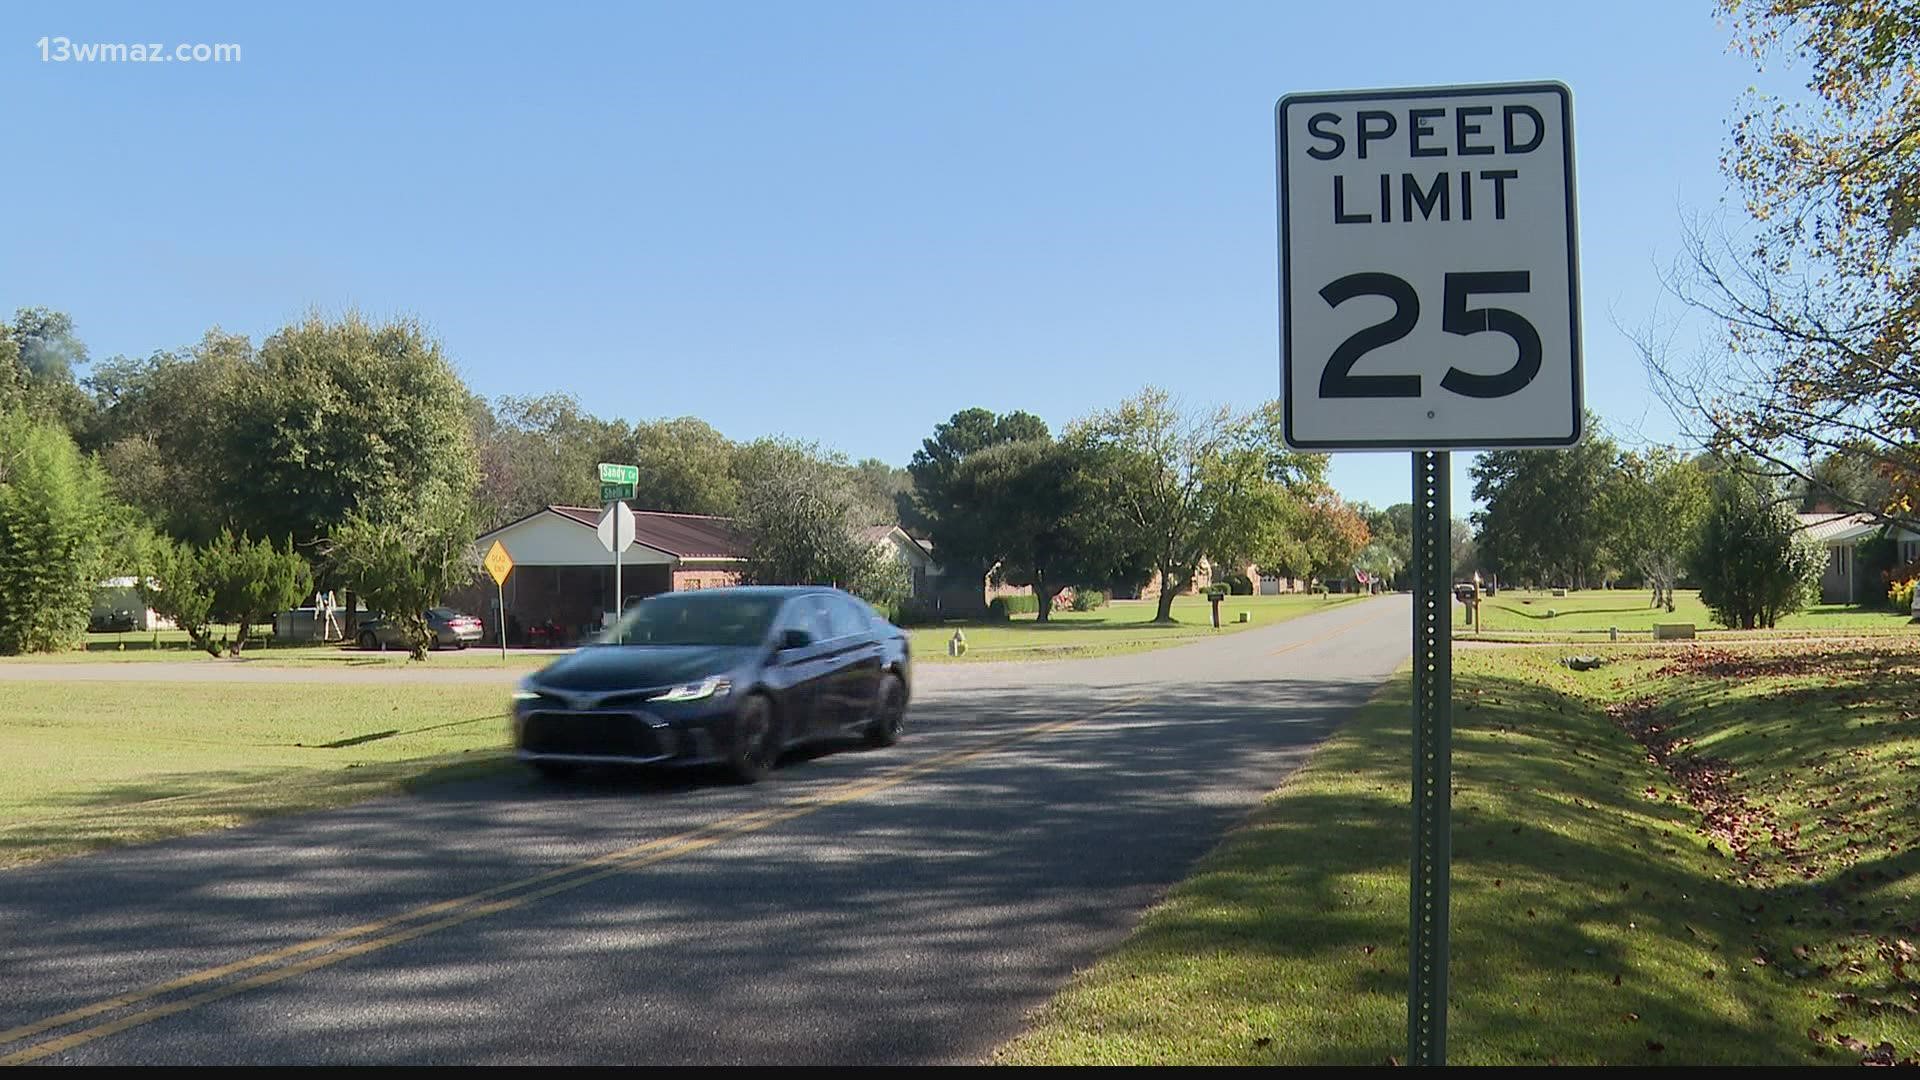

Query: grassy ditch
[[995, 642, 1919, 1065], [1471, 589, 1914, 639]]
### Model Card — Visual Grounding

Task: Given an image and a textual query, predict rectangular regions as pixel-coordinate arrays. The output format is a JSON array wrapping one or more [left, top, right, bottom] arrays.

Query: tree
[[1068, 389, 1303, 623], [1795, 445, 1897, 514], [1360, 502, 1414, 588], [735, 441, 893, 601], [326, 486, 479, 661], [144, 531, 312, 657], [1645, 2, 1920, 533], [7, 308, 88, 382], [1690, 471, 1824, 629], [1196, 401, 1328, 588], [470, 393, 629, 530], [1, 308, 96, 441], [217, 312, 478, 573], [0, 321, 25, 416], [1606, 449, 1711, 610], [944, 439, 1116, 622], [901, 407, 1049, 542], [629, 416, 739, 516], [1298, 491, 1370, 587], [0, 411, 115, 654], [83, 330, 250, 541], [1470, 416, 1619, 587], [1353, 540, 1403, 592], [847, 457, 911, 528]]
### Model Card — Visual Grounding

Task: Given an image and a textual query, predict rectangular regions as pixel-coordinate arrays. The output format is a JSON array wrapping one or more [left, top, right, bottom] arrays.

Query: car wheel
[[865, 673, 907, 748], [531, 761, 578, 782], [456, 640, 469, 650], [725, 694, 782, 783], [359, 630, 379, 651]]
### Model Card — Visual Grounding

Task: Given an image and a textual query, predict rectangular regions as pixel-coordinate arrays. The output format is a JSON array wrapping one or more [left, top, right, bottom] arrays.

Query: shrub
[[1070, 588, 1107, 612], [1890, 578, 1916, 613], [891, 599, 940, 626], [147, 531, 312, 657], [1224, 573, 1254, 596], [1204, 583, 1229, 600], [1690, 474, 1825, 629], [989, 594, 1040, 620]]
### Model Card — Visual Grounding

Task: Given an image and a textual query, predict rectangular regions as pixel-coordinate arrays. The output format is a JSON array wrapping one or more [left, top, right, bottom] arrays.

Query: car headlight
[[648, 676, 732, 702]]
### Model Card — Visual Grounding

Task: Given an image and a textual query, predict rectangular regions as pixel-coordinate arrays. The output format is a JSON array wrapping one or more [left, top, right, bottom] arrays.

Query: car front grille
[[520, 711, 672, 761]]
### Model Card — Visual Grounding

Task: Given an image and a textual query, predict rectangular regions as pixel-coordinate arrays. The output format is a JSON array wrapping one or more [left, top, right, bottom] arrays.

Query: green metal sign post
[[1279, 81, 1584, 1068], [1408, 450, 1452, 1065]]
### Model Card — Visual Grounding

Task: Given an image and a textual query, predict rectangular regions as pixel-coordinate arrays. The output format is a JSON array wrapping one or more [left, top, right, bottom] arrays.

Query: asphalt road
[[0, 595, 1411, 1065]]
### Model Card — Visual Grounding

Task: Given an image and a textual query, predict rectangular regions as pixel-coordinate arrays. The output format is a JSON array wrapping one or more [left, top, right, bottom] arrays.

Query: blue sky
[[3, 2, 1772, 511]]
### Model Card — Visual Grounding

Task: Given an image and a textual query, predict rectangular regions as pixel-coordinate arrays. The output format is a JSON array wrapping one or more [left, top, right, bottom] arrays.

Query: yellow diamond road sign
[[483, 541, 514, 585]]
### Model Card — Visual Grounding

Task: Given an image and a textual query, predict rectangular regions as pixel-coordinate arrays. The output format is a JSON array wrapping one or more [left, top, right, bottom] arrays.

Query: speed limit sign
[[1277, 82, 1582, 450]]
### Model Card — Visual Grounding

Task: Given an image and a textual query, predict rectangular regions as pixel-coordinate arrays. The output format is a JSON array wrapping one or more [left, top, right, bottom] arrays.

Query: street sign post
[[483, 541, 514, 660], [596, 500, 636, 630], [1277, 81, 1582, 1066], [598, 464, 638, 505]]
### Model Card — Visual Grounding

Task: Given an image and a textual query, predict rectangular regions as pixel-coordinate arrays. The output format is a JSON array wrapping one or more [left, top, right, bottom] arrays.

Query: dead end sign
[[1276, 82, 1582, 450]]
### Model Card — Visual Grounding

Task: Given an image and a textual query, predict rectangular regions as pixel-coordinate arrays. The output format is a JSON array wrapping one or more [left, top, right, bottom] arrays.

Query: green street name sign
[[598, 462, 638, 485], [601, 482, 635, 503]]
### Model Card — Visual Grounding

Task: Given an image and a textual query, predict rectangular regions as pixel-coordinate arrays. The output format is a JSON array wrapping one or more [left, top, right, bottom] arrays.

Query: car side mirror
[[780, 629, 812, 650]]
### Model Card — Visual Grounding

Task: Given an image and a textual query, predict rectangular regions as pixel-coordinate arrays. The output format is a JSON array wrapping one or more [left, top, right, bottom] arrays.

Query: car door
[[825, 594, 885, 730], [798, 592, 866, 737], [766, 596, 836, 740]]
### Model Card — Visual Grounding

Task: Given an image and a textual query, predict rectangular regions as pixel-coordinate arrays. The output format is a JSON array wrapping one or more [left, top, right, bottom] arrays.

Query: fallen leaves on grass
[[1606, 696, 1811, 885]]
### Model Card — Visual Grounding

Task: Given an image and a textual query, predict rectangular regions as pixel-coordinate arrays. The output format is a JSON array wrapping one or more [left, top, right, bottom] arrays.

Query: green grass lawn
[[909, 592, 1371, 662], [1471, 589, 1916, 639], [0, 681, 514, 867], [19, 593, 1374, 669], [996, 642, 1920, 1065]]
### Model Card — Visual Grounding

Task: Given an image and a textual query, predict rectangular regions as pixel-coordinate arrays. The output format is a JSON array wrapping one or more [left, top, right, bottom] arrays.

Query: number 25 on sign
[[1277, 82, 1582, 452]]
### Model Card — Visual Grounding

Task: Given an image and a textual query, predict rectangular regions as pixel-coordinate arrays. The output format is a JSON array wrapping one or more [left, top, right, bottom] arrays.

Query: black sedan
[[511, 586, 911, 783]]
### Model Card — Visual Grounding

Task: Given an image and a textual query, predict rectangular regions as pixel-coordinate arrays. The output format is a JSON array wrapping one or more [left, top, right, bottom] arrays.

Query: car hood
[[530, 644, 758, 692]]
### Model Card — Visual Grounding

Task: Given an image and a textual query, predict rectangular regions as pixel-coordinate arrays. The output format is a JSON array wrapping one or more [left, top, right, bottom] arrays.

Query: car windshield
[[427, 607, 458, 620], [599, 593, 782, 648]]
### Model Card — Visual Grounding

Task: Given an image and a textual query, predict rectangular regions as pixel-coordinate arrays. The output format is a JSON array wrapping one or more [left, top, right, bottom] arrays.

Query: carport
[[449, 506, 746, 646]]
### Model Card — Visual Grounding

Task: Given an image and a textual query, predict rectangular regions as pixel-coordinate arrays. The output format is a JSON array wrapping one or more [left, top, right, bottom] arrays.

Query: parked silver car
[[357, 607, 485, 650]]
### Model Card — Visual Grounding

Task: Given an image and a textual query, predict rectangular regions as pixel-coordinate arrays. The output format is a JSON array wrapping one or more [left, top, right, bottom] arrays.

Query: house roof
[[860, 524, 933, 559], [1795, 512, 1881, 545], [488, 506, 748, 559]]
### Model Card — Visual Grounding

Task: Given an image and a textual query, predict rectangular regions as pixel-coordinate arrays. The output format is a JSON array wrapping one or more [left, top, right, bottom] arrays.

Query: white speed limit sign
[[1277, 82, 1582, 450]]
